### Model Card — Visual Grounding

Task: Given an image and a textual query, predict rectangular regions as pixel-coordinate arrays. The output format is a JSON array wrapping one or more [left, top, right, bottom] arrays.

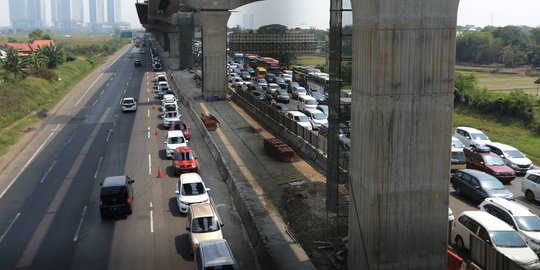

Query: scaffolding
[[327, 0, 352, 239]]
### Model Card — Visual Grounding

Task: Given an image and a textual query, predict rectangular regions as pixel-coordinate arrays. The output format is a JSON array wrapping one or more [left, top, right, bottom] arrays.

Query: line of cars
[[449, 126, 540, 268], [154, 71, 238, 270]]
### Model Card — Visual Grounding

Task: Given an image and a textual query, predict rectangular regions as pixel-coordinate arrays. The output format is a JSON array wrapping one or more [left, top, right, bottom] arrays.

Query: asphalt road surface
[[0, 45, 257, 270]]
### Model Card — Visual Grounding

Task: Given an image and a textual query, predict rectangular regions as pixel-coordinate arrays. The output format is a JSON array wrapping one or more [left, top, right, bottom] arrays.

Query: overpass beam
[[178, 12, 194, 70], [347, 0, 459, 269], [198, 10, 230, 98]]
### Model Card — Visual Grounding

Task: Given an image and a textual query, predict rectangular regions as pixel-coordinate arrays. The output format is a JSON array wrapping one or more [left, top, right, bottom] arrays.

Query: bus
[[255, 67, 267, 78], [244, 54, 260, 68], [292, 66, 321, 85], [257, 57, 281, 75], [306, 72, 329, 93]]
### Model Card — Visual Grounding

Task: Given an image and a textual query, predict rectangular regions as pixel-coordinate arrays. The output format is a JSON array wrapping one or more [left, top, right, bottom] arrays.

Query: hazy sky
[[0, 0, 539, 30]]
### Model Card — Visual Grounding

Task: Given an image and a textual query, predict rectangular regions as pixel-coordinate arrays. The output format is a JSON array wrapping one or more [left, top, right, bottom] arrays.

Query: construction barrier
[[447, 249, 464, 270]]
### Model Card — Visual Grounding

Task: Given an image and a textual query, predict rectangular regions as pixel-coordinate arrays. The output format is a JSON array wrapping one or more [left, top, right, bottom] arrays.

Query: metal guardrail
[[470, 234, 525, 270]]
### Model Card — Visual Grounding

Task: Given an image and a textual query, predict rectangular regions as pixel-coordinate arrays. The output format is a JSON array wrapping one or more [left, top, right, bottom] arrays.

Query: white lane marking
[[123, 89, 126, 94], [147, 127, 150, 139], [0, 124, 61, 199], [106, 82, 110, 88], [40, 160, 57, 183], [73, 206, 88, 242], [150, 202, 154, 233], [100, 90, 104, 95], [94, 156, 103, 179], [74, 73, 104, 107], [147, 97, 149, 103], [0, 212, 21, 244], [148, 154, 152, 175], [92, 99, 98, 107], [106, 129, 113, 142], [147, 109, 150, 118], [126, 82, 129, 86]]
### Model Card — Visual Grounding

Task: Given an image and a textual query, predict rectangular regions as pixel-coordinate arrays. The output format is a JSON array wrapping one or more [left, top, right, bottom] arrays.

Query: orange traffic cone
[[156, 165, 163, 178], [155, 128, 159, 135]]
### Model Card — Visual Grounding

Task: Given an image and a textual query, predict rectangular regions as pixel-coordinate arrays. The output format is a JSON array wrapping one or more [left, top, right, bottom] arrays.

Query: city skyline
[[0, 0, 539, 31]]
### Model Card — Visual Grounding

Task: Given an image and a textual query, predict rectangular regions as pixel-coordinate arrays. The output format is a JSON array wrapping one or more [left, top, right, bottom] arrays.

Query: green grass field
[[294, 55, 326, 67]]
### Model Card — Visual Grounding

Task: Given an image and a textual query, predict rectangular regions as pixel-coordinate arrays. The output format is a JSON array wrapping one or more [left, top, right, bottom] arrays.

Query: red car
[[172, 146, 199, 175], [464, 145, 516, 184], [171, 120, 191, 140]]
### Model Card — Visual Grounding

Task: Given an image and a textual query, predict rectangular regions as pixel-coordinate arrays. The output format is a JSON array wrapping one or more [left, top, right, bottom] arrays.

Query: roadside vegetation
[[0, 29, 128, 155]]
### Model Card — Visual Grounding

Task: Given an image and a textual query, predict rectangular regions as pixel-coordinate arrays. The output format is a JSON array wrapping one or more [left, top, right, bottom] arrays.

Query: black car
[[99, 175, 135, 218], [309, 90, 327, 105], [272, 103, 289, 114], [247, 84, 264, 92], [134, 59, 142, 67], [264, 73, 276, 83], [451, 169, 514, 204], [274, 77, 287, 89], [250, 90, 266, 101], [272, 89, 290, 103], [263, 93, 276, 105]]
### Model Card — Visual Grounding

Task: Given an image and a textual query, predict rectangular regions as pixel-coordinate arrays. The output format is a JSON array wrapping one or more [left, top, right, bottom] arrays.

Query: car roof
[[486, 142, 516, 151], [190, 202, 216, 218], [304, 108, 324, 114], [460, 211, 515, 231], [180, 172, 203, 184], [457, 169, 498, 180], [123, 97, 135, 101], [299, 95, 315, 101], [526, 170, 540, 177], [167, 130, 185, 137], [102, 175, 127, 187], [175, 146, 193, 153], [482, 198, 533, 216], [198, 239, 236, 267], [456, 126, 485, 134], [288, 111, 307, 117]]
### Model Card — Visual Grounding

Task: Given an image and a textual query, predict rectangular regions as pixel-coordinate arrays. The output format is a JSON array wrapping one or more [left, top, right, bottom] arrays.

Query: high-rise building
[[51, 0, 71, 30], [89, 0, 97, 24], [114, 0, 121, 23], [72, 0, 84, 24], [243, 14, 254, 30], [9, 0, 43, 30], [107, 0, 115, 24], [96, 0, 105, 23]]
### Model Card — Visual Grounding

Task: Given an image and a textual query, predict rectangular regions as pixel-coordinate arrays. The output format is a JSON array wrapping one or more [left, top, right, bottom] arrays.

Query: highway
[[0, 45, 257, 269]]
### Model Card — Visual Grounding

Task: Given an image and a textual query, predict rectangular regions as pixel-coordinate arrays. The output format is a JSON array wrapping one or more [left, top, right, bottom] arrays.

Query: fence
[[470, 235, 525, 270]]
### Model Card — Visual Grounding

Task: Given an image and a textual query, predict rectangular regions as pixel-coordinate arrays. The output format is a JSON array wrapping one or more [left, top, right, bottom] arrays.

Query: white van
[[454, 126, 491, 146], [297, 95, 318, 111], [453, 211, 540, 269], [194, 239, 238, 270]]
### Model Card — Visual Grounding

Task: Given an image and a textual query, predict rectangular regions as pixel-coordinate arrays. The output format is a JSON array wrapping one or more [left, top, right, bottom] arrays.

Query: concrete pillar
[[198, 10, 230, 98], [163, 32, 171, 52], [348, 0, 459, 269], [178, 12, 194, 70], [168, 32, 179, 57]]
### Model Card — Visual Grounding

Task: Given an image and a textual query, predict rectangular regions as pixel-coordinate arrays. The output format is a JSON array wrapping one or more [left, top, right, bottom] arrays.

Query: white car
[[120, 97, 137, 112], [265, 83, 280, 94], [286, 111, 312, 131], [479, 198, 540, 255], [164, 130, 187, 158], [282, 73, 293, 83], [522, 170, 540, 202], [486, 142, 533, 174], [451, 136, 465, 149], [175, 173, 210, 213], [303, 108, 328, 130], [454, 126, 492, 146], [163, 110, 180, 129], [453, 211, 540, 270]]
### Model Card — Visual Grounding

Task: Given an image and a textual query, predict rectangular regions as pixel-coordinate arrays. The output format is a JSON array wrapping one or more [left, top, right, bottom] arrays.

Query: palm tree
[[41, 44, 64, 69], [28, 49, 47, 70]]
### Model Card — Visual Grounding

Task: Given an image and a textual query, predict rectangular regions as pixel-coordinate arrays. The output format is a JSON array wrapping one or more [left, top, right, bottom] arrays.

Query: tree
[[40, 44, 64, 69], [456, 31, 499, 64], [491, 26, 530, 51], [28, 49, 47, 70], [501, 45, 527, 68], [1, 48, 30, 91], [527, 44, 540, 67], [257, 24, 288, 34], [28, 29, 44, 41]]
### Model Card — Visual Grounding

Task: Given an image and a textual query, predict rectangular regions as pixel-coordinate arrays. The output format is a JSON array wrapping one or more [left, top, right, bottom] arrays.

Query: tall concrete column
[[168, 32, 179, 57], [163, 33, 171, 52], [198, 10, 230, 98], [178, 12, 194, 70], [348, 0, 459, 269]]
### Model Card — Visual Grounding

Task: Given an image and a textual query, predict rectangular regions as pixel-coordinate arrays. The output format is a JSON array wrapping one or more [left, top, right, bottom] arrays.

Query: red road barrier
[[447, 249, 464, 270], [264, 138, 295, 162]]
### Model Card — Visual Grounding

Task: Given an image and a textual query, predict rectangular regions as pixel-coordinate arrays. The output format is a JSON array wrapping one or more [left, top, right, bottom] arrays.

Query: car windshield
[[312, 112, 326, 120], [191, 217, 220, 233], [452, 138, 464, 148], [471, 133, 488, 140], [481, 178, 505, 189], [123, 100, 134, 104], [504, 150, 525, 159], [277, 90, 288, 96], [181, 182, 206, 196], [305, 99, 318, 105], [491, 231, 528, 247], [515, 216, 540, 232], [295, 115, 309, 122], [175, 151, 194, 161], [483, 155, 506, 166], [168, 136, 185, 144], [451, 152, 466, 163], [165, 112, 178, 118]]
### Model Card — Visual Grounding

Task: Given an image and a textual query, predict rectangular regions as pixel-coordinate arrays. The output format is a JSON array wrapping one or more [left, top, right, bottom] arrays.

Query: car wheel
[[455, 236, 464, 251], [526, 190, 535, 201], [455, 186, 462, 196]]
